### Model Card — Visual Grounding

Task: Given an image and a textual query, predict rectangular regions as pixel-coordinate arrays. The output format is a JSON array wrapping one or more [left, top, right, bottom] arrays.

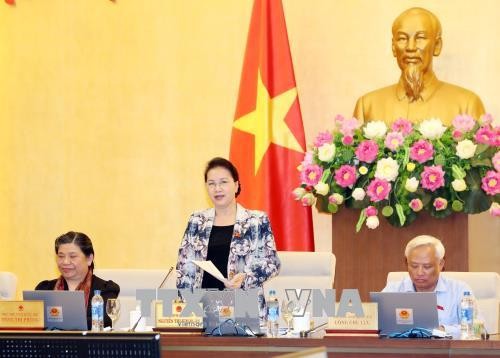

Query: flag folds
[[230, 0, 314, 251]]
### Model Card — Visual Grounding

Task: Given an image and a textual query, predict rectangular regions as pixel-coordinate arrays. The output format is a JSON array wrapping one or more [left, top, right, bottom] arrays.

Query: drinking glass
[[106, 298, 121, 331], [281, 300, 295, 336]]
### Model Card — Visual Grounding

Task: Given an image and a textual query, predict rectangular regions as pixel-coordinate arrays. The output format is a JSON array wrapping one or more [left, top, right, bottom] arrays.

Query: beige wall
[[1, 0, 498, 298]]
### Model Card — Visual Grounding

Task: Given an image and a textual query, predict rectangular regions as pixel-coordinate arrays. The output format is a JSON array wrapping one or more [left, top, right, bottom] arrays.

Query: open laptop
[[369, 292, 439, 336], [23, 290, 88, 330], [200, 289, 262, 336]]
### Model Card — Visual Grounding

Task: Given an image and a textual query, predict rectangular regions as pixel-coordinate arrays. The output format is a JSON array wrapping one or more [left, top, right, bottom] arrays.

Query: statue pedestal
[[332, 210, 468, 301]]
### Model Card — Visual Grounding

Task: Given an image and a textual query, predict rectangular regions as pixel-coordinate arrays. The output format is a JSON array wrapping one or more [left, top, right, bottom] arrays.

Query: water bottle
[[91, 289, 104, 332], [460, 291, 474, 339], [267, 289, 279, 337]]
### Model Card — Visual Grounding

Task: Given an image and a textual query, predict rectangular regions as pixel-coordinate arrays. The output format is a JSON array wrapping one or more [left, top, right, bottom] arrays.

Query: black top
[[201, 225, 233, 290], [35, 275, 120, 330]]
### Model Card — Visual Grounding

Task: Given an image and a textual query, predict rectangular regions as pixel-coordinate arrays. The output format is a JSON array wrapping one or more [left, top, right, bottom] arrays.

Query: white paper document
[[192, 260, 228, 284]]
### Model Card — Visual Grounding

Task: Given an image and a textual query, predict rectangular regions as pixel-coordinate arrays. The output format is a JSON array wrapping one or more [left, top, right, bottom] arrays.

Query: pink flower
[[342, 135, 354, 145], [391, 118, 413, 136], [385, 131, 404, 151], [365, 206, 378, 217], [475, 127, 495, 145], [366, 178, 391, 202], [313, 131, 333, 148], [334, 165, 357, 188], [433, 197, 448, 211], [452, 130, 463, 140], [339, 117, 362, 136], [409, 198, 423, 212], [493, 151, 500, 172], [452, 114, 475, 133], [479, 113, 494, 126], [481, 170, 500, 195], [492, 128, 500, 146], [410, 139, 434, 163], [421, 165, 445, 192], [300, 164, 323, 186], [355, 140, 379, 163], [490, 203, 500, 217]]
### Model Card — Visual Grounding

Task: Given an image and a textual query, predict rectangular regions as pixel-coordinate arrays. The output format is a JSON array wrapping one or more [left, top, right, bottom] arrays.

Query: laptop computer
[[369, 292, 439, 336], [23, 290, 88, 330], [200, 289, 262, 336]]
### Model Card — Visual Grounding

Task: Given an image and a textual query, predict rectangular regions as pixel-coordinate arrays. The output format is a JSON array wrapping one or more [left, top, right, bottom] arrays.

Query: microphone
[[158, 266, 174, 289]]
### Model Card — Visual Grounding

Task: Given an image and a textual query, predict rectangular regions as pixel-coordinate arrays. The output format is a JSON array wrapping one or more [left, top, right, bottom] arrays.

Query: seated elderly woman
[[35, 231, 120, 329]]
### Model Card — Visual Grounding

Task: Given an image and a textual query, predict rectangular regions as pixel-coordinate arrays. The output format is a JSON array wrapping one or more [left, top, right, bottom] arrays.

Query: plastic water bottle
[[460, 291, 474, 339], [91, 289, 104, 332], [267, 289, 279, 337]]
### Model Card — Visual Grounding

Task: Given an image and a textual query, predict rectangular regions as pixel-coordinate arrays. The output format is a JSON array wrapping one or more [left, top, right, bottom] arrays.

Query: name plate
[[0, 301, 44, 329], [328, 303, 378, 331], [155, 301, 203, 328]]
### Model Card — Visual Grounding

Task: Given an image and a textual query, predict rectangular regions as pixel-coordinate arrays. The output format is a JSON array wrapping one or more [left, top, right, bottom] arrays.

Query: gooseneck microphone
[[158, 266, 174, 289]]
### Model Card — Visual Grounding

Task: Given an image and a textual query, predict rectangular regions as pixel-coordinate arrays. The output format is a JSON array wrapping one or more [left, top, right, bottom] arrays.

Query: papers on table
[[192, 260, 229, 285]]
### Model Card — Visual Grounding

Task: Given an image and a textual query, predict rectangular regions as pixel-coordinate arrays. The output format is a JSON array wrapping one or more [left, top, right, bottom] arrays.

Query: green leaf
[[395, 203, 406, 226], [355, 210, 367, 233], [451, 200, 464, 212], [462, 188, 492, 214], [470, 158, 492, 168], [475, 143, 489, 155], [434, 154, 446, 166]]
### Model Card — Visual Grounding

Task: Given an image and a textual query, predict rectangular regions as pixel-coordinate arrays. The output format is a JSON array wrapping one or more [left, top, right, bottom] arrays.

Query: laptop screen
[[369, 292, 439, 335], [23, 290, 88, 330]]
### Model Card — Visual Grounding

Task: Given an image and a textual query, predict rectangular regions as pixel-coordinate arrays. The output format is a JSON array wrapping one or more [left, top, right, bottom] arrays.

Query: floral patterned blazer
[[176, 203, 281, 317]]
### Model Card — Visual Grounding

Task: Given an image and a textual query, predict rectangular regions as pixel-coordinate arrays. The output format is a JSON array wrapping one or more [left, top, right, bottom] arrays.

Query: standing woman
[[36, 231, 120, 329], [176, 157, 280, 316]]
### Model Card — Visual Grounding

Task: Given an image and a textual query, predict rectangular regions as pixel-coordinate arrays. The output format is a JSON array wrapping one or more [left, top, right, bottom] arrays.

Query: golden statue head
[[392, 8, 443, 101]]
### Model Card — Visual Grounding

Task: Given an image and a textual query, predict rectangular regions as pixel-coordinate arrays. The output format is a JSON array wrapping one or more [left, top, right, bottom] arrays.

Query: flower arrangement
[[293, 114, 500, 231]]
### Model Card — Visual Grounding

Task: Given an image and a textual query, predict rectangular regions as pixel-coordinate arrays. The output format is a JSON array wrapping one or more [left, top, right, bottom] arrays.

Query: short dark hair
[[204, 157, 241, 197], [55, 231, 95, 270]]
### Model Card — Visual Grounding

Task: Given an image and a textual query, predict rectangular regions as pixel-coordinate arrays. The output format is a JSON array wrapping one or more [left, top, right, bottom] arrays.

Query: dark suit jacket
[[35, 274, 120, 329]]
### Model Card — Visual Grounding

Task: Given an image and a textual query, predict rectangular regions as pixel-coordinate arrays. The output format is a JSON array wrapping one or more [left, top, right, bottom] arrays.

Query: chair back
[[0, 271, 18, 300], [94, 268, 175, 329]]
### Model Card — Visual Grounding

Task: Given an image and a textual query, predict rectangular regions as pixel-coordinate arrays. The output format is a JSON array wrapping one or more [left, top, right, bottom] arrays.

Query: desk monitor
[[369, 292, 439, 335], [23, 290, 88, 331]]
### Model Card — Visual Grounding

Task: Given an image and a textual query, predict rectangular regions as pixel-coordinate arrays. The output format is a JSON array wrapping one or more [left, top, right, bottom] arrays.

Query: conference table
[[160, 333, 500, 357], [0, 331, 498, 357]]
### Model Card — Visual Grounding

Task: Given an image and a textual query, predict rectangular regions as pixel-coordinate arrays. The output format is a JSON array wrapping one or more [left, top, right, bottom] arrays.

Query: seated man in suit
[[382, 235, 476, 337]]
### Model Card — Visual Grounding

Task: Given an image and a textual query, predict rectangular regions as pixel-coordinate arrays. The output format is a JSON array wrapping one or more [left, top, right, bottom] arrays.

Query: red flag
[[230, 0, 314, 251]]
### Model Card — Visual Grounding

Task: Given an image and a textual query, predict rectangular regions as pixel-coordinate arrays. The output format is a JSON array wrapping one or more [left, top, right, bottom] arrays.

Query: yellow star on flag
[[233, 70, 303, 174]]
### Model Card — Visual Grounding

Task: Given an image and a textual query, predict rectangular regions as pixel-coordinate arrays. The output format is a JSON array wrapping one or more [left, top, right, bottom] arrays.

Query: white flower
[[292, 187, 306, 200], [301, 193, 316, 206], [330, 193, 344, 205], [405, 177, 419, 192], [314, 182, 329, 196], [366, 216, 380, 229], [456, 139, 477, 159], [363, 121, 388, 139], [318, 143, 336, 162], [352, 188, 366, 201], [451, 179, 467, 192], [374, 157, 400, 182], [418, 118, 447, 139]]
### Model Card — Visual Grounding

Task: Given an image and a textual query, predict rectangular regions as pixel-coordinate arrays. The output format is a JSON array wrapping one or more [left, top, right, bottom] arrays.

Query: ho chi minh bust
[[353, 7, 485, 126]]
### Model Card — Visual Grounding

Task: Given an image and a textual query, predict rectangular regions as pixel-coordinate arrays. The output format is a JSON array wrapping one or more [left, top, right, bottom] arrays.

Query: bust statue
[[353, 7, 485, 126]]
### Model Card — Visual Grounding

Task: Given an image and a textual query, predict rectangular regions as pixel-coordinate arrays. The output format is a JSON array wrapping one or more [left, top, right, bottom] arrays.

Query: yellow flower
[[359, 166, 368, 175], [406, 162, 416, 172]]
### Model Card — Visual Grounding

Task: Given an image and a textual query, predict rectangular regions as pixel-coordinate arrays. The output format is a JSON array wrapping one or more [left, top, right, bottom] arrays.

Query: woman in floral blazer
[[176, 157, 280, 318]]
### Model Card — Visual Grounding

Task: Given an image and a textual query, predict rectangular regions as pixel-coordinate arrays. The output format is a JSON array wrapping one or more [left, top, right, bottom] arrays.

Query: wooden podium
[[332, 210, 468, 301]]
